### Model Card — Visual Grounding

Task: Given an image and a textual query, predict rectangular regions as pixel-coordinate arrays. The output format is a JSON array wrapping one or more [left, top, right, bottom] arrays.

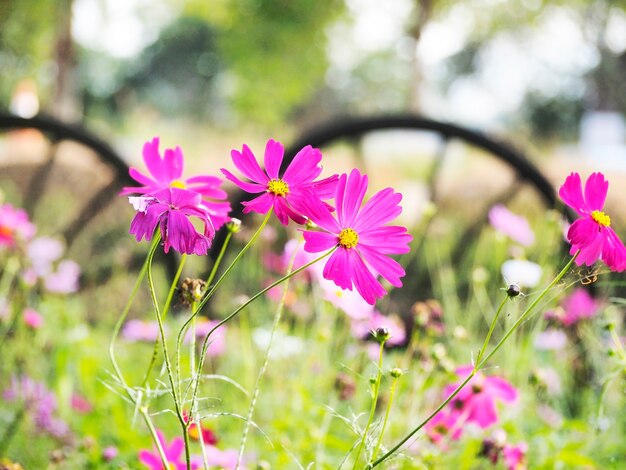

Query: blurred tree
[[113, 16, 222, 119], [183, 0, 345, 127], [0, 0, 59, 108]]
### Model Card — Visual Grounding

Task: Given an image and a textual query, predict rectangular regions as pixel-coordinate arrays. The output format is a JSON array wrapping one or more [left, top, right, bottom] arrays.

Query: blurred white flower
[[501, 259, 542, 287]]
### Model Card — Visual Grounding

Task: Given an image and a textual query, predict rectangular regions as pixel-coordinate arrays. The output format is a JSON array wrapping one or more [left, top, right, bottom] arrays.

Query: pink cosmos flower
[[122, 137, 231, 228], [438, 366, 517, 432], [44, 260, 80, 293], [3, 375, 71, 440], [184, 317, 227, 357], [545, 287, 600, 327], [23, 308, 43, 329], [502, 442, 528, 470], [351, 311, 407, 346], [121, 319, 163, 342], [302, 169, 412, 305], [203, 446, 240, 469], [425, 409, 463, 446], [488, 205, 535, 246], [559, 172, 626, 271], [0, 203, 36, 247], [103, 446, 119, 461], [70, 393, 93, 414], [139, 430, 199, 470], [129, 187, 215, 255], [221, 139, 338, 225]]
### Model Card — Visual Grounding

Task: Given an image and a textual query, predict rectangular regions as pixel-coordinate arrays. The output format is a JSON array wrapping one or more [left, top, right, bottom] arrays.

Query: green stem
[[109, 237, 155, 390], [140, 405, 171, 470], [370, 373, 400, 463], [236, 237, 302, 468], [189, 247, 337, 420], [368, 252, 579, 469], [353, 340, 386, 469], [476, 252, 578, 370], [475, 295, 508, 367], [145, 233, 190, 469], [0, 407, 25, 456], [143, 253, 187, 388], [176, 229, 235, 400]]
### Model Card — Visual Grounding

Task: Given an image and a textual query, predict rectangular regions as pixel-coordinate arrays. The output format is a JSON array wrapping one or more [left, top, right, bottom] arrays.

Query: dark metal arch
[[282, 114, 556, 208]]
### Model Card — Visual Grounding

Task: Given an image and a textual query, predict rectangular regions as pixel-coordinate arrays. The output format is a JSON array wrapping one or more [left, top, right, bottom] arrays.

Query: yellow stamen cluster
[[591, 210, 611, 227], [170, 180, 186, 189], [267, 178, 289, 196], [338, 228, 359, 249]]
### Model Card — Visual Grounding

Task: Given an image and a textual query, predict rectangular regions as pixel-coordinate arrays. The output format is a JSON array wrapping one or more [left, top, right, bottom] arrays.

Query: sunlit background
[[2, 0, 626, 170]]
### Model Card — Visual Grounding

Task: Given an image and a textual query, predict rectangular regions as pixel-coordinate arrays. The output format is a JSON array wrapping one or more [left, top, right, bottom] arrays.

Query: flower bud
[[506, 284, 521, 298], [226, 218, 242, 233], [390, 368, 403, 378], [373, 326, 390, 344]]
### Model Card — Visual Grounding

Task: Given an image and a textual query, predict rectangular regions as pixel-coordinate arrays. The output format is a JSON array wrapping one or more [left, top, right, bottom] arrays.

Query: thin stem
[[145, 233, 190, 468], [140, 406, 170, 469], [143, 253, 187, 388], [353, 340, 386, 469], [370, 373, 400, 463], [0, 407, 25, 456], [476, 252, 579, 370], [368, 252, 579, 468], [177, 214, 272, 402], [236, 238, 302, 468], [189, 247, 337, 421], [109, 237, 155, 389], [475, 295, 508, 367]]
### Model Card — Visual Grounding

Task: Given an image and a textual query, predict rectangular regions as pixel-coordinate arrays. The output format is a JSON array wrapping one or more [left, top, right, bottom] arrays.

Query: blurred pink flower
[[26, 237, 64, 275], [70, 393, 92, 414], [545, 288, 600, 327], [488, 205, 535, 246], [437, 366, 517, 433], [103, 446, 118, 461], [351, 311, 406, 346], [121, 319, 163, 342], [129, 187, 215, 255], [121, 137, 231, 229], [425, 409, 463, 445], [502, 442, 528, 470], [303, 169, 412, 305], [559, 172, 626, 271], [203, 446, 240, 469], [221, 139, 338, 225], [0, 203, 36, 248], [44, 260, 80, 293], [185, 318, 227, 357], [320, 277, 374, 320], [3, 375, 71, 440], [139, 430, 198, 470], [533, 328, 567, 350], [23, 308, 42, 329]]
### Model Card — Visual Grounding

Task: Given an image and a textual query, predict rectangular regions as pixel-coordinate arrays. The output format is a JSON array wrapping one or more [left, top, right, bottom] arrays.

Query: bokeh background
[[2, 0, 626, 170]]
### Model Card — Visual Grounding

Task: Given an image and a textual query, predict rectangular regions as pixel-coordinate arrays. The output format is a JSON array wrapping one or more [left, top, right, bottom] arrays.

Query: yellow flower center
[[170, 179, 186, 189], [338, 228, 359, 249], [267, 178, 289, 196], [591, 210, 611, 227], [0, 225, 13, 237]]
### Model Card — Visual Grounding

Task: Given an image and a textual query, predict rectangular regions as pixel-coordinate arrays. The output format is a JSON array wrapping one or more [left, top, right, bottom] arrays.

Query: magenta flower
[[139, 430, 198, 470], [0, 203, 36, 248], [221, 139, 338, 225], [121, 319, 164, 342], [23, 308, 43, 329], [439, 366, 517, 431], [559, 172, 626, 271], [425, 409, 463, 445], [129, 187, 215, 255], [545, 287, 600, 327], [302, 169, 412, 305], [502, 442, 528, 470], [488, 204, 535, 246], [122, 137, 231, 229]]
